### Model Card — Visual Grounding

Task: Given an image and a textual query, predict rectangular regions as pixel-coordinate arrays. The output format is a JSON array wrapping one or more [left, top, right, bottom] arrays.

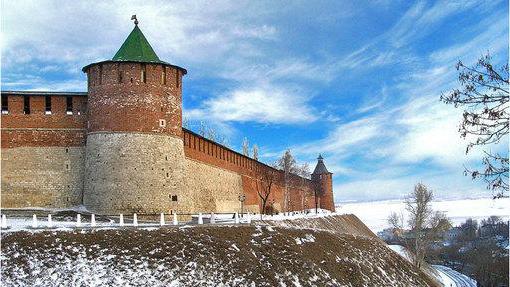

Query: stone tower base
[[83, 132, 186, 214]]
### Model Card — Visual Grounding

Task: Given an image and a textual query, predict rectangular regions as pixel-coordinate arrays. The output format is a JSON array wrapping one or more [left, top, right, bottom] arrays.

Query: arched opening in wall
[[45, 95, 52, 115], [1, 94, 8, 114], [23, 96, 30, 114], [66, 96, 73, 115], [141, 64, 147, 83]]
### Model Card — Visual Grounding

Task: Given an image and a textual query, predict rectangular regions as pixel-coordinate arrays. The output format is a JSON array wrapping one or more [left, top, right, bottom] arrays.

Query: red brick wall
[[1, 94, 87, 148], [182, 129, 331, 213], [85, 62, 182, 137]]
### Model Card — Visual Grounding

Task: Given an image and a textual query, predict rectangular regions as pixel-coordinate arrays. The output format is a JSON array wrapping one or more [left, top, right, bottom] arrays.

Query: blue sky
[[1, 0, 508, 202]]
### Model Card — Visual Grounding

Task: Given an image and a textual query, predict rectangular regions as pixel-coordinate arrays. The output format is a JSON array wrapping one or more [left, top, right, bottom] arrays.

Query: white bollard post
[[133, 213, 138, 227], [47, 214, 53, 228], [119, 214, 124, 226], [173, 213, 178, 225], [91, 214, 96, 227], [235, 212, 239, 224], [160, 213, 165, 226], [76, 214, 82, 228], [198, 213, 203, 225], [210, 213, 215, 224], [32, 214, 38, 228], [1, 214, 7, 229]]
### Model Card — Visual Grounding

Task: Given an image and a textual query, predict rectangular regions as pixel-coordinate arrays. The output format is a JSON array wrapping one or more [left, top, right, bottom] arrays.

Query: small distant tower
[[312, 154, 335, 212], [81, 17, 188, 214]]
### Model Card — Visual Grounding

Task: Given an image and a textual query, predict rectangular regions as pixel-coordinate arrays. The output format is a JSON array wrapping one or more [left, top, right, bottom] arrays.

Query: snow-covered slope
[[1, 226, 438, 286], [263, 214, 378, 239]]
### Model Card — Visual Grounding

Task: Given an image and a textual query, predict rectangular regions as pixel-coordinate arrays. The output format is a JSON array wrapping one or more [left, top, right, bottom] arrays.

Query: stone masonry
[[0, 20, 336, 214]]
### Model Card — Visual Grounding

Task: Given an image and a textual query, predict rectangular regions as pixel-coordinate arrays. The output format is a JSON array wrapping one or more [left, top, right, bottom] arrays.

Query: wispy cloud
[[186, 84, 316, 124], [2, 0, 507, 202]]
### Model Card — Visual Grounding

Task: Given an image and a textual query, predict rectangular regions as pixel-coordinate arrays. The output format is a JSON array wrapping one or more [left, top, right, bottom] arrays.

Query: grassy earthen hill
[[1, 215, 439, 286]]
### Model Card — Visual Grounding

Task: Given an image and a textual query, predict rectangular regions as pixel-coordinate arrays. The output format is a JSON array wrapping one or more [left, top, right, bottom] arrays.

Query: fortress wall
[[183, 129, 321, 213], [183, 159, 249, 213], [1, 93, 88, 208], [83, 132, 187, 214], [1, 94, 87, 148], [1, 146, 85, 208]]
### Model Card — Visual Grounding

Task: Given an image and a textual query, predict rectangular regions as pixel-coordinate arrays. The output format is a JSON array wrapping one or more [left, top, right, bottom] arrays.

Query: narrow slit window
[[175, 70, 179, 87], [118, 70, 123, 83], [171, 195, 178, 202], [1, 95, 8, 114], [66, 96, 73, 115], [23, 96, 30, 114], [45, 96, 52, 114], [141, 64, 147, 83], [162, 67, 167, 85]]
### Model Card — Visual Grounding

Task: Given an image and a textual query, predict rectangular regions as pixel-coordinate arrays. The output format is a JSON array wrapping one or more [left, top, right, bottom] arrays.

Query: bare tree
[[276, 150, 298, 212], [312, 178, 324, 214], [388, 211, 404, 232], [297, 163, 311, 211], [406, 183, 433, 268], [389, 183, 451, 269], [441, 53, 509, 197], [242, 137, 249, 156], [197, 121, 230, 147], [256, 166, 278, 219], [182, 116, 190, 129], [252, 144, 259, 160]]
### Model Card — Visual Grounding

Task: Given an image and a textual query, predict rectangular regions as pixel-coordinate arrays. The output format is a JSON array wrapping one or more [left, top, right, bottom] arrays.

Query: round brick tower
[[312, 154, 335, 212], [82, 19, 187, 214]]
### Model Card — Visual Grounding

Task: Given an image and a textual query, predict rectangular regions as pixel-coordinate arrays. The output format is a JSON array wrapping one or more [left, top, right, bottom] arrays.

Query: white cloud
[[186, 85, 316, 124]]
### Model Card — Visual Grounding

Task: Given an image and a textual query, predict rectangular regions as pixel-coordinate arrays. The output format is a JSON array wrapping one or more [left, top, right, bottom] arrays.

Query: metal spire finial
[[131, 15, 139, 25]]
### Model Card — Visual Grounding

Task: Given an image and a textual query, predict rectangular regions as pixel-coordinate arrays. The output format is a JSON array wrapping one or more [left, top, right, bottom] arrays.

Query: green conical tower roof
[[112, 25, 162, 63], [82, 17, 186, 74]]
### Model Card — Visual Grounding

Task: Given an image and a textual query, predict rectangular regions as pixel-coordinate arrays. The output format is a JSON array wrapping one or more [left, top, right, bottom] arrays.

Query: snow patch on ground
[[295, 234, 315, 245]]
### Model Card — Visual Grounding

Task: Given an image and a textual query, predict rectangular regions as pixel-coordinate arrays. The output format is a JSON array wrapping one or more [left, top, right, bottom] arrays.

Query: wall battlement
[[0, 21, 335, 214]]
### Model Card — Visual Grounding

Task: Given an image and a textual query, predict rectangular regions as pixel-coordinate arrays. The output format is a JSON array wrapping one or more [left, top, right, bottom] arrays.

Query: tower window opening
[[141, 64, 147, 83], [1, 95, 8, 114], [171, 195, 178, 202], [175, 70, 179, 88], [159, 119, 166, 127], [162, 67, 167, 85], [66, 96, 73, 115], [23, 96, 30, 114], [45, 95, 52, 114], [118, 70, 123, 83]]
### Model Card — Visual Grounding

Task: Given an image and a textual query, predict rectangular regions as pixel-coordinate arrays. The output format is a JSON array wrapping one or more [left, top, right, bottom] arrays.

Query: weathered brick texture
[[86, 62, 182, 137], [1, 146, 84, 208], [83, 132, 185, 214], [1, 60, 335, 213]]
